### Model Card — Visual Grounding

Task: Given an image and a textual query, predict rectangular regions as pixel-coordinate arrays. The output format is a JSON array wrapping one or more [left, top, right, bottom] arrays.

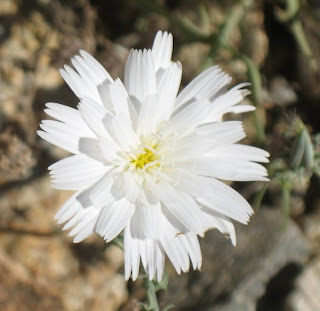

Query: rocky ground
[[1, 0, 320, 310]]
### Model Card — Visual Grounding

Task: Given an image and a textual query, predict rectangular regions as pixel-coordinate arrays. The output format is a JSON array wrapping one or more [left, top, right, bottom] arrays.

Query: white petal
[[101, 113, 118, 143], [105, 113, 140, 151], [151, 181, 205, 235], [152, 31, 173, 71], [49, 154, 109, 190], [204, 83, 251, 122], [136, 94, 159, 138], [173, 172, 253, 224], [164, 135, 213, 163], [89, 169, 118, 207], [60, 67, 98, 104], [166, 122, 247, 163], [97, 79, 115, 114], [176, 232, 202, 270], [38, 120, 83, 154], [124, 225, 140, 280], [200, 208, 237, 245], [78, 137, 105, 162], [55, 190, 83, 224], [175, 66, 231, 110], [159, 203, 190, 234], [44, 103, 92, 136], [208, 145, 270, 163], [69, 205, 100, 243], [160, 217, 201, 273], [141, 239, 165, 281], [60, 66, 87, 99], [40, 103, 95, 153], [79, 50, 112, 83], [174, 142, 269, 182], [124, 49, 156, 102], [129, 202, 162, 239], [161, 234, 188, 274], [78, 98, 109, 137], [71, 56, 101, 88], [191, 157, 269, 181], [98, 136, 122, 163], [228, 104, 255, 114], [55, 186, 101, 242], [156, 62, 182, 122], [153, 240, 166, 282], [124, 226, 165, 281], [122, 170, 144, 202], [99, 78, 137, 123], [95, 198, 135, 242], [196, 121, 245, 144], [62, 207, 89, 230], [109, 78, 133, 120], [170, 98, 213, 137], [62, 51, 112, 103], [39, 119, 83, 139], [166, 124, 245, 162]]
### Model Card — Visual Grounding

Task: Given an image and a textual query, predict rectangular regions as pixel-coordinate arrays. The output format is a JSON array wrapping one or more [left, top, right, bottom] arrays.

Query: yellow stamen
[[131, 147, 159, 170]]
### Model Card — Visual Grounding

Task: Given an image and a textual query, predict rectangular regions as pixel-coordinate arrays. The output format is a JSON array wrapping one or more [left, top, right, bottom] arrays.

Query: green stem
[[144, 278, 159, 311], [240, 54, 265, 144], [198, 2, 210, 32], [253, 183, 268, 210], [253, 109, 266, 144], [281, 184, 291, 228], [275, 0, 317, 70], [275, 0, 299, 21], [207, 0, 254, 62], [134, 0, 207, 41], [291, 19, 312, 58]]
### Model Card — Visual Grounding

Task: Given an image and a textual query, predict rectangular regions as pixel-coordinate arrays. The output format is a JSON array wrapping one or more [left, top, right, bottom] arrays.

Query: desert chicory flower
[[38, 31, 269, 281]]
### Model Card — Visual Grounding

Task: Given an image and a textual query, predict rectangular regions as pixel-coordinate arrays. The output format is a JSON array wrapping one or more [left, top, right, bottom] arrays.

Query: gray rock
[[286, 259, 320, 311], [160, 207, 312, 311]]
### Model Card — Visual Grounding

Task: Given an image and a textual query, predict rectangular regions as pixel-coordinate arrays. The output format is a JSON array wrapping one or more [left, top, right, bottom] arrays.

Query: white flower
[[38, 31, 269, 281]]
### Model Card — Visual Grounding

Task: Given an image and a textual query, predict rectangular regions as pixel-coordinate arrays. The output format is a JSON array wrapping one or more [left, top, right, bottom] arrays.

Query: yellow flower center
[[131, 147, 160, 170]]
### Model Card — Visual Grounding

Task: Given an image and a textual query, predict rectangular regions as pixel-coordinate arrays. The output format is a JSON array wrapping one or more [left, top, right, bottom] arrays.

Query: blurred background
[[0, 0, 320, 310]]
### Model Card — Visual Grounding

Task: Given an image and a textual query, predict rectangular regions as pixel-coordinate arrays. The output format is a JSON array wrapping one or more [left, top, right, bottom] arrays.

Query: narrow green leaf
[[154, 271, 169, 291], [242, 55, 261, 106], [281, 184, 291, 229], [161, 304, 175, 311], [144, 278, 159, 311], [303, 129, 314, 171], [275, 0, 299, 21], [290, 130, 305, 168], [253, 183, 268, 210], [111, 235, 124, 250]]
